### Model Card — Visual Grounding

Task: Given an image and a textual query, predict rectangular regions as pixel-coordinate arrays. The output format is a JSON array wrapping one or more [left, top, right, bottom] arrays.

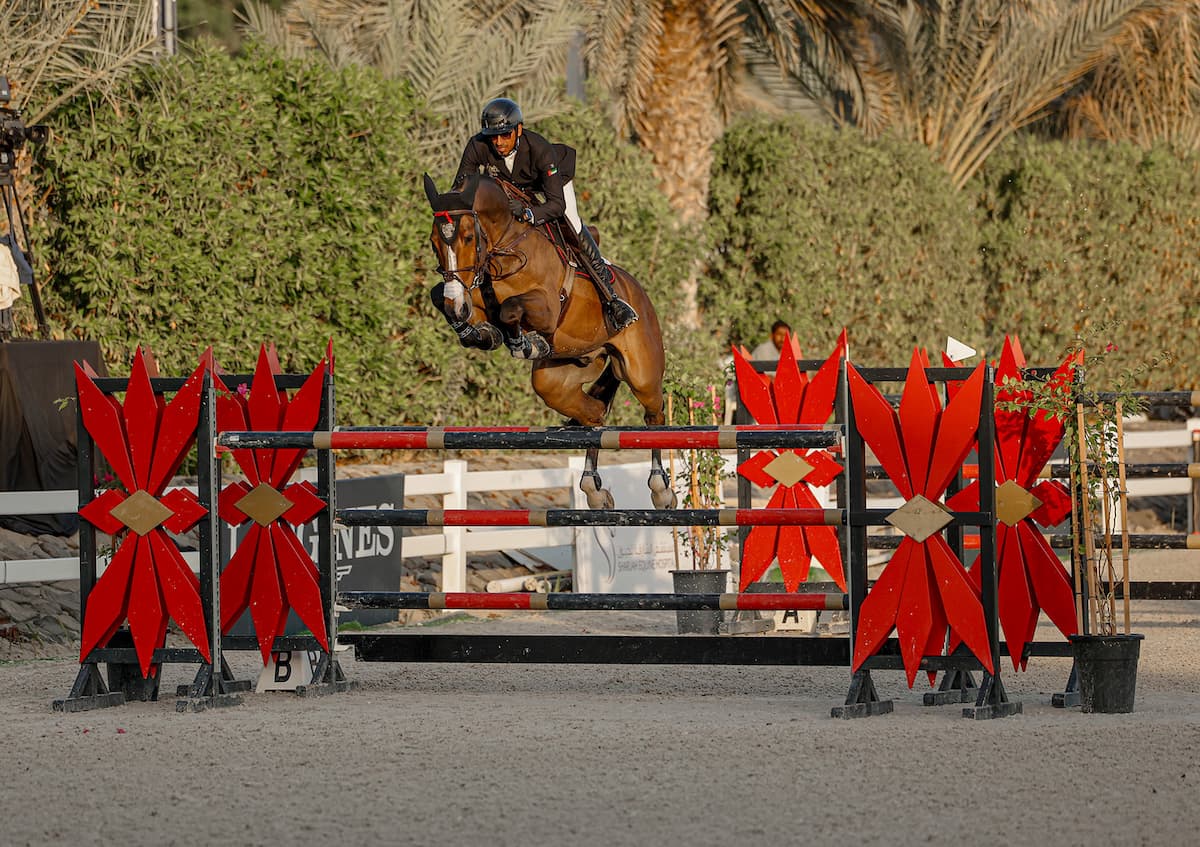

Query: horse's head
[[424, 174, 486, 322], [424, 173, 531, 323]]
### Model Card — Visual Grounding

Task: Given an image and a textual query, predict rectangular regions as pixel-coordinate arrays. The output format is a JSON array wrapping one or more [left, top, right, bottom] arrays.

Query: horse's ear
[[422, 173, 439, 208], [460, 174, 480, 207]]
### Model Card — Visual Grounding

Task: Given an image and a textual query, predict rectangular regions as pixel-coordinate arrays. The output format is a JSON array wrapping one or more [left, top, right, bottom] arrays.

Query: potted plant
[[666, 385, 732, 634], [1007, 326, 1172, 712]]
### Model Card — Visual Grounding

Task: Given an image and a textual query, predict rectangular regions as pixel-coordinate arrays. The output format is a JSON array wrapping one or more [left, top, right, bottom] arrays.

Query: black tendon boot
[[504, 331, 552, 360], [575, 225, 638, 332]]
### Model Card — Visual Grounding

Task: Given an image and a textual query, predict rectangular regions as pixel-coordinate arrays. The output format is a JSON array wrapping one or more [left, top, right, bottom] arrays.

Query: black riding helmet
[[481, 98, 523, 135]]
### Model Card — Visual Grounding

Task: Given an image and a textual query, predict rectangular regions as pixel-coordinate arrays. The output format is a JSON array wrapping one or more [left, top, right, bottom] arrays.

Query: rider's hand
[[507, 197, 527, 220]]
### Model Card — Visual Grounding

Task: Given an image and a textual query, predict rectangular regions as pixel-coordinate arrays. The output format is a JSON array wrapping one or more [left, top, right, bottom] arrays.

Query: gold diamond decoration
[[996, 479, 1042, 527], [109, 489, 174, 536], [236, 483, 293, 527], [886, 494, 953, 543], [763, 452, 814, 488]]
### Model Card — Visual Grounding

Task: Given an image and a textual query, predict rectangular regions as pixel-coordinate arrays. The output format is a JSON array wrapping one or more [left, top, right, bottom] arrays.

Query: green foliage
[[974, 137, 1200, 388], [178, 1, 286, 52], [39, 40, 430, 424], [704, 114, 984, 365]]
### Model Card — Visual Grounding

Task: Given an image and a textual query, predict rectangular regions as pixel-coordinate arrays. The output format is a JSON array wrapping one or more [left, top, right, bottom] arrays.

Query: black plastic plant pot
[[670, 569, 730, 634], [1069, 633, 1144, 713]]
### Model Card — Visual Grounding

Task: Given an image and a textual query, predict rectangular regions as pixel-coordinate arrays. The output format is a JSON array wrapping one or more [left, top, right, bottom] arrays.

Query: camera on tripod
[[0, 76, 49, 172]]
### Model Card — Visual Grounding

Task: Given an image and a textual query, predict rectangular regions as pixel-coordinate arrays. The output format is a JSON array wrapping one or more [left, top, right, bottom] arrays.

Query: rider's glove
[[507, 197, 526, 219]]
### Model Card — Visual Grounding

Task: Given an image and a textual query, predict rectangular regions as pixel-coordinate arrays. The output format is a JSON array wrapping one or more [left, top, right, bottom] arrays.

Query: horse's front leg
[[498, 294, 554, 360], [429, 282, 501, 350]]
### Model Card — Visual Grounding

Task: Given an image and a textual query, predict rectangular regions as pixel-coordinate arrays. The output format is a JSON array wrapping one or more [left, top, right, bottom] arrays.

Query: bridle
[[430, 208, 535, 294]]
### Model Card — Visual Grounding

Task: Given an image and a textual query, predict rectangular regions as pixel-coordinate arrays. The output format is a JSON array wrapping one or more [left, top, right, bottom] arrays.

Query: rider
[[451, 97, 639, 335]]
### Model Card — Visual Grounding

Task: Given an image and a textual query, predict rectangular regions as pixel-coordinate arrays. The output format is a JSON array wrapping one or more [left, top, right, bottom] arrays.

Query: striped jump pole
[[871, 533, 1200, 550], [336, 507, 846, 527], [337, 507, 990, 529], [218, 424, 842, 451], [338, 591, 849, 612]]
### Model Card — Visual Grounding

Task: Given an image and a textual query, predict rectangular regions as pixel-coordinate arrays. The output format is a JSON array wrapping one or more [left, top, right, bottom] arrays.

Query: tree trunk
[[636, 2, 722, 223], [634, 2, 722, 325]]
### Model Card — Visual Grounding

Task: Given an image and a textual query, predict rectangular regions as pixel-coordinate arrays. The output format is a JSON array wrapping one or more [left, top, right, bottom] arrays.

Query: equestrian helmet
[[481, 98, 523, 135]]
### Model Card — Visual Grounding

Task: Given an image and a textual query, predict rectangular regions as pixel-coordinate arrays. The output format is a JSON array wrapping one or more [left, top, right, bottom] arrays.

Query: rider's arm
[[524, 135, 569, 225]]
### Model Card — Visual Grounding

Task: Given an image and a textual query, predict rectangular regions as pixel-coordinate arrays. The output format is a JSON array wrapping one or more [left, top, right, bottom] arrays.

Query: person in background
[[751, 320, 792, 361], [723, 320, 792, 424]]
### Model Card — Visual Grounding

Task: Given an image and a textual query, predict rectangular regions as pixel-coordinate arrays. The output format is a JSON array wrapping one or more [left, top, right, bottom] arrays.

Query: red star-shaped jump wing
[[734, 331, 847, 591], [75, 350, 211, 677], [215, 345, 332, 664], [848, 353, 993, 687], [945, 336, 1080, 667]]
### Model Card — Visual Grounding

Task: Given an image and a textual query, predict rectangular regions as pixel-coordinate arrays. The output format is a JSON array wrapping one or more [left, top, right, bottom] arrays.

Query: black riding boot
[[575, 225, 638, 332]]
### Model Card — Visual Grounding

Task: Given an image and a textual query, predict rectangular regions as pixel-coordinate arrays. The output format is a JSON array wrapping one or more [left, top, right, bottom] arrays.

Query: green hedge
[[38, 42, 704, 425], [974, 139, 1200, 387], [705, 116, 1199, 389], [703, 115, 984, 365], [40, 42, 428, 424]]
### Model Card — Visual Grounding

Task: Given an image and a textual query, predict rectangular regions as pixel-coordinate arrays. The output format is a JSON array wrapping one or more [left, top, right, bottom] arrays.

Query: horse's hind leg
[[619, 355, 676, 509], [579, 446, 614, 510], [577, 365, 623, 509], [532, 360, 615, 509], [648, 447, 676, 510]]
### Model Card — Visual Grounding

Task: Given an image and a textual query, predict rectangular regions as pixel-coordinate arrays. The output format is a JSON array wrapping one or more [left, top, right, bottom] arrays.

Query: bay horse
[[423, 173, 673, 510]]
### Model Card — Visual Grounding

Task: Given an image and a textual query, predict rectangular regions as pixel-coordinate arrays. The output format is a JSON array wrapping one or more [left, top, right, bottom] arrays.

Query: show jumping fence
[[53, 348, 1198, 719]]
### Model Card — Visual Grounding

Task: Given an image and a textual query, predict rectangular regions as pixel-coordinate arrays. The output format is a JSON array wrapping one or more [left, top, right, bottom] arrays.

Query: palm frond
[[1, 0, 162, 122], [1059, 2, 1200, 151], [241, 0, 588, 168]]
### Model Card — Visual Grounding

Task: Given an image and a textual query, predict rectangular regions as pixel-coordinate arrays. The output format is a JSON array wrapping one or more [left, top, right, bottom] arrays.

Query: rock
[[0, 595, 37, 624], [36, 534, 75, 558], [0, 527, 33, 560]]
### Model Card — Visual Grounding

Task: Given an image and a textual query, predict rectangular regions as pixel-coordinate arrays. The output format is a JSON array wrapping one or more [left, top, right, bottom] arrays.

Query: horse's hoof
[[648, 470, 669, 492], [587, 488, 615, 510], [580, 473, 613, 509], [650, 488, 677, 510]]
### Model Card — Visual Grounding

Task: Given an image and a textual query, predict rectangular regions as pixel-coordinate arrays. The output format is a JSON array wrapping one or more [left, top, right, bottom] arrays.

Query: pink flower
[[236, 382, 250, 398], [1105, 343, 1118, 353]]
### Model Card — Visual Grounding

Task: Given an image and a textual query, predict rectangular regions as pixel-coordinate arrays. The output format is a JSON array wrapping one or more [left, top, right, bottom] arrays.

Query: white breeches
[[562, 179, 582, 233]]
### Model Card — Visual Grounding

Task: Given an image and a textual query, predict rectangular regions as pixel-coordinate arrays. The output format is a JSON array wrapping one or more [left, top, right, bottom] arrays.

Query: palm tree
[[789, 0, 1174, 188], [1055, 2, 1200, 152], [586, 0, 870, 222], [1, 0, 163, 123], [589, 1, 1174, 208], [241, 0, 590, 166]]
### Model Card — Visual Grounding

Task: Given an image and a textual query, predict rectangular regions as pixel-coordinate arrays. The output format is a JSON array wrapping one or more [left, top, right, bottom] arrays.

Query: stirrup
[[603, 298, 639, 333]]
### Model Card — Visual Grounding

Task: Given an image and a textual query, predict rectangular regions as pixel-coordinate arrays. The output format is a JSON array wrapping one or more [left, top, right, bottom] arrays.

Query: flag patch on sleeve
[[547, 164, 558, 176]]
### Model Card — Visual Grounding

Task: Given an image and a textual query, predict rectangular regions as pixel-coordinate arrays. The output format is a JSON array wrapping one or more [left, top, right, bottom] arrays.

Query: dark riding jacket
[[452, 129, 577, 226]]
